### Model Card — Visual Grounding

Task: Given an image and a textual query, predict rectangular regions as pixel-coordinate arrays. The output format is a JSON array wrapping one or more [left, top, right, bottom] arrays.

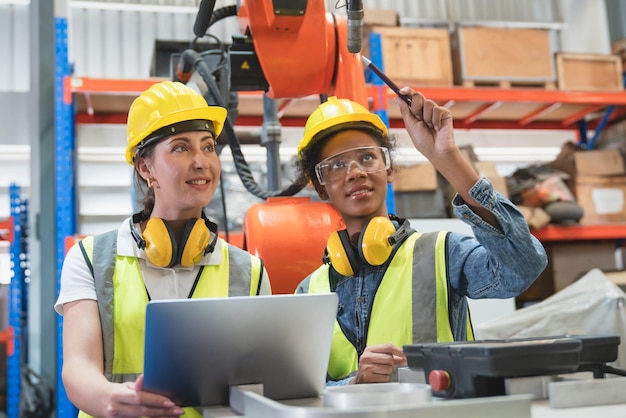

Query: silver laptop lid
[[142, 292, 338, 407]]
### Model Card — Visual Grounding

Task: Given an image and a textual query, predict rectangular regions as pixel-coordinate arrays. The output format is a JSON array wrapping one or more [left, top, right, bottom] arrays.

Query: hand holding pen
[[361, 56, 412, 106]]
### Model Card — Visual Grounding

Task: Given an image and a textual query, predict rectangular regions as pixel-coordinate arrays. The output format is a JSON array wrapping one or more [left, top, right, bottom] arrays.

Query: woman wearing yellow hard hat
[[295, 88, 547, 385], [55, 81, 271, 417]]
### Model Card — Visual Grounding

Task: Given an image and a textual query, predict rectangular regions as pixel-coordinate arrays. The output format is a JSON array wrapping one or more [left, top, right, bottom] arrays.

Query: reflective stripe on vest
[[308, 231, 464, 380], [77, 232, 261, 418]]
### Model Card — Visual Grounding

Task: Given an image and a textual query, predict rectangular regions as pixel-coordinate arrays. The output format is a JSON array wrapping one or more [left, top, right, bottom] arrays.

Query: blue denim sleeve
[[326, 376, 353, 386], [448, 177, 548, 298]]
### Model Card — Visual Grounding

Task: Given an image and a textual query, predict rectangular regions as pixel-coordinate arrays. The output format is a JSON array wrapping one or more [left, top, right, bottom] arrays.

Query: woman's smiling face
[[316, 129, 393, 227], [138, 130, 220, 220]]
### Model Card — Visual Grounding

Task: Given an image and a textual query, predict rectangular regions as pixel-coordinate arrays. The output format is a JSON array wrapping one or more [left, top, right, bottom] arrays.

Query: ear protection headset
[[130, 212, 218, 268], [324, 216, 411, 277]]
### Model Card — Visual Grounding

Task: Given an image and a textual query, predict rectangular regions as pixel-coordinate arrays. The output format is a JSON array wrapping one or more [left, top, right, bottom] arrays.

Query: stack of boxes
[[519, 146, 626, 303], [549, 145, 626, 225], [363, 9, 624, 92], [573, 149, 626, 224]]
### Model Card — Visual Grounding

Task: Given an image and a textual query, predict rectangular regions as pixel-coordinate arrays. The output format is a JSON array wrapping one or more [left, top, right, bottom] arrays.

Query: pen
[[361, 56, 412, 106]]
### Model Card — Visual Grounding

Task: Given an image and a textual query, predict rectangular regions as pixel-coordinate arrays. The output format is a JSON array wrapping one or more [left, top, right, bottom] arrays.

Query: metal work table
[[202, 377, 626, 418]]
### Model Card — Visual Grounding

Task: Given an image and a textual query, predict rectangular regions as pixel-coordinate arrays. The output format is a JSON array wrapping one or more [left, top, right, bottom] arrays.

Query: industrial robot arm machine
[[179, 0, 368, 293], [177, 0, 368, 198]]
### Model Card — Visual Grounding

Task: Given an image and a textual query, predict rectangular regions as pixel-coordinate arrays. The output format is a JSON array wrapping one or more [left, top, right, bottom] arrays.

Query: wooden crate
[[370, 26, 453, 87], [361, 9, 398, 68], [611, 38, 626, 68], [556, 52, 624, 91], [451, 26, 556, 88], [364, 8, 399, 27]]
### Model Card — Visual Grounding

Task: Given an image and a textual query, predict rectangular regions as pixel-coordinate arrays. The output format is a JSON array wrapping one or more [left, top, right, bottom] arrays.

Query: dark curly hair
[[297, 123, 396, 185]]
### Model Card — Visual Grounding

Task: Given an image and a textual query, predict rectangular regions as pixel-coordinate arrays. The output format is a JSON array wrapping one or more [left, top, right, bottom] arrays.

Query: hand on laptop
[[106, 374, 184, 417], [351, 344, 407, 384]]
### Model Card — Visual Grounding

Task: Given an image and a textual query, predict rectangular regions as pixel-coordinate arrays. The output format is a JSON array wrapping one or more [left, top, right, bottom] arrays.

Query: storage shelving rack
[[6, 183, 28, 418], [63, 79, 626, 237], [0, 215, 14, 416], [55, 16, 78, 418], [55, 51, 626, 418], [367, 84, 626, 244]]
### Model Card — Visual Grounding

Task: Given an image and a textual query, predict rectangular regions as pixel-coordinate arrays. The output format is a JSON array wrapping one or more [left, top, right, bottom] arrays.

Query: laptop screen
[[142, 292, 338, 407]]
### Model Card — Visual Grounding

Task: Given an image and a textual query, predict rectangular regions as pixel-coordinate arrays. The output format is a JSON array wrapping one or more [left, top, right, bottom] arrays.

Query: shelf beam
[[65, 77, 626, 132], [531, 224, 626, 241]]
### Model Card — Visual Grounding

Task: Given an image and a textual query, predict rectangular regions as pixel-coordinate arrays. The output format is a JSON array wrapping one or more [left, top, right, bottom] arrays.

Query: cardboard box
[[547, 144, 626, 200], [474, 161, 509, 198], [575, 175, 626, 224], [368, 26, 453, 87], [556, 52, 624, 91], [521, 241, 619, 302], [451, 26, 555, 86], [573, 148, 625, 176], [549, 242, 617, 291], [603, 270, 626, 291], [393, 164, 448, 218], [393, 163, 438, 192], [517, 261, 554, 303], [457, 147, 509, 197]]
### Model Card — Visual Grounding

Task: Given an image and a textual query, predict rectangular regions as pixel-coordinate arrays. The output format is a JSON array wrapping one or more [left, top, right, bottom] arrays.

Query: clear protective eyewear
[[315, 146, 391, 185]]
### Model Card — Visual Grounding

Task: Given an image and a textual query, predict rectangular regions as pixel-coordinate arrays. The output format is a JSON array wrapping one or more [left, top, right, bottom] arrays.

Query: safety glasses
[[315, 146, 390, 185]]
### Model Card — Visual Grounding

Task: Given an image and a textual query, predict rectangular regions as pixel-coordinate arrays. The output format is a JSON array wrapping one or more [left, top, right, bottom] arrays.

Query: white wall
[[558, 0, 611, 53]]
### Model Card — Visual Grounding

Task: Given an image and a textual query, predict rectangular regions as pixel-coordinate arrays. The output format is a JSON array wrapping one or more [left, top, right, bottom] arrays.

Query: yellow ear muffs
[[326, 229, 360, 277], [179, 218, 211, 267], [130, 213, 219, 268], [324, 216, 410, 276], [142, 218, 177, 268], [359, 217, 396, 266]]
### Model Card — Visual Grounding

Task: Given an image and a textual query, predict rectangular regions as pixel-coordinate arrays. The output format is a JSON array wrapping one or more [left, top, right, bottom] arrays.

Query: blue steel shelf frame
[[8, 183, 27, 418], [55, 16, 78, 418], [366, 31, 396, 215]]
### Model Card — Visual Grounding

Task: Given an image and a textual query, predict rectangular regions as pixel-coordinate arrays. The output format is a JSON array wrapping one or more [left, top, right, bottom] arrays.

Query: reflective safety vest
[[76, 230, 263, 418], [307, 231, 474, 381]]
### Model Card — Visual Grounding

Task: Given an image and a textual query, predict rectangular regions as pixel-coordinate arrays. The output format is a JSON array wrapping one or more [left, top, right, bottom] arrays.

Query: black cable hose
[[191, 5, 239, 48], [209, 5, 238, 28], [603, 365, 626, 377]]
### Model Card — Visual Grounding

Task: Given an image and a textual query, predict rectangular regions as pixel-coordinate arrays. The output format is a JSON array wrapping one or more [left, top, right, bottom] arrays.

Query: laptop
[[142, 292, 339, 407]]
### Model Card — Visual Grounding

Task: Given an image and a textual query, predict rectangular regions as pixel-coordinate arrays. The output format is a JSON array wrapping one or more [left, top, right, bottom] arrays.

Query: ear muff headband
[[130, 212, 218, 268], [325, 216, 412, 276]]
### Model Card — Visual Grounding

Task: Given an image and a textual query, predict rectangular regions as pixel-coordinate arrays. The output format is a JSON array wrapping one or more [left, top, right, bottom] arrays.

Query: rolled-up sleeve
[[448, 177, 548, 299]]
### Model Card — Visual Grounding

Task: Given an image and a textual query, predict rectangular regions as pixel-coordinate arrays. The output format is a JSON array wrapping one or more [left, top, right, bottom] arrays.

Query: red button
[[429, 369, 451, 392]]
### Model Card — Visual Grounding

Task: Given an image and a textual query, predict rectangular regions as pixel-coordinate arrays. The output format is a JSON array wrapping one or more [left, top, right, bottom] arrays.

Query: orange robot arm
[[237, 0, 368, 106], [243, 197, 345, 294]]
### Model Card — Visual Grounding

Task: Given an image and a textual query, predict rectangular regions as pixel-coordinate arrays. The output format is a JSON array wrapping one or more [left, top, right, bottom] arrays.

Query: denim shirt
[[296, 177, 548, 385]]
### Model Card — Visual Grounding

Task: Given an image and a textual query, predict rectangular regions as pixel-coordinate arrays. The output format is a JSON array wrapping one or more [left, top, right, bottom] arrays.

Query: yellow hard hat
[[125, 81, 228, 165], [297, 96, 388, 159]]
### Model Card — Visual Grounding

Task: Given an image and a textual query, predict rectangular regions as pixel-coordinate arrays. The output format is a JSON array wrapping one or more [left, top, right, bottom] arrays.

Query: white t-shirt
[[55, 217, 270, 315]]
